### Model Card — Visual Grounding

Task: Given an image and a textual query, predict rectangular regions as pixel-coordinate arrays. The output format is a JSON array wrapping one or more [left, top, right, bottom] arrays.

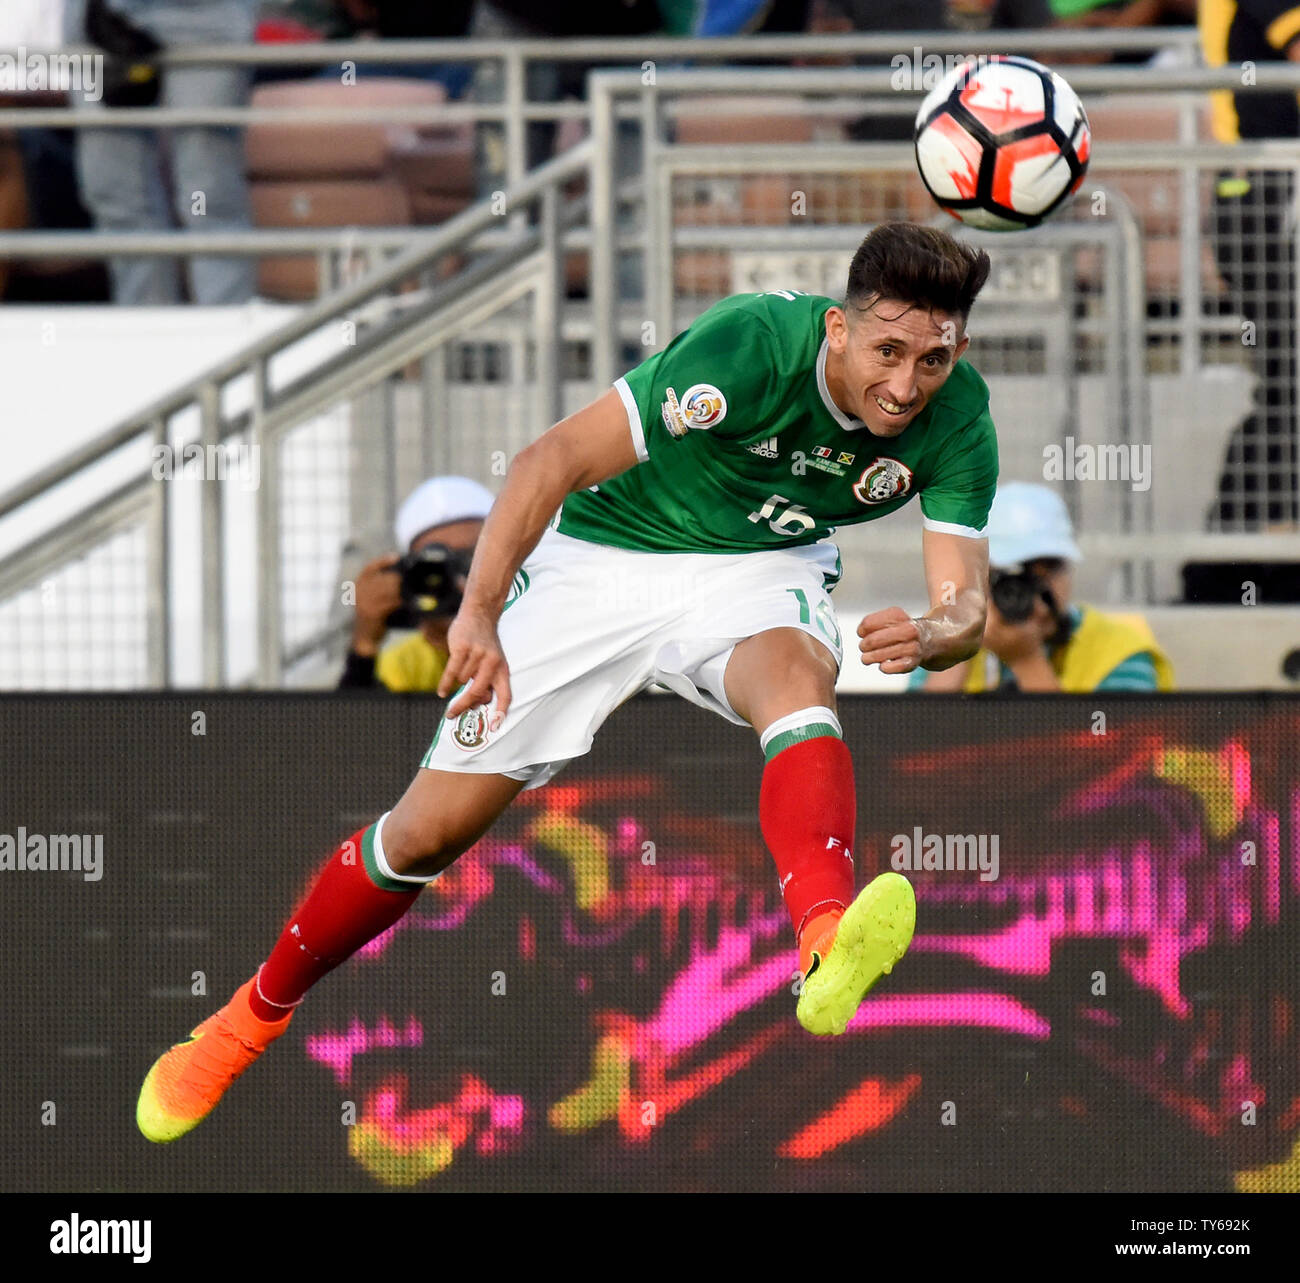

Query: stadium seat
[[388, 133, 476, 225], [246, 78, 446, 178], [674, 97, 816, 145], [246, 79, 475, 299], [250, 180, 412, 300]]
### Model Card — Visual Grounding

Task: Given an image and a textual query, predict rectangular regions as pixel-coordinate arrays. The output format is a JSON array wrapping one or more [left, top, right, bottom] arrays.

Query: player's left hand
[[857, 606, 926, 674], [439, 607, 513, 721]]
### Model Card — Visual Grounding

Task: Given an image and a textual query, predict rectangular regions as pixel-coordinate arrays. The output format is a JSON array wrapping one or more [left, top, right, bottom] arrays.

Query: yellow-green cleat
[[796, 872, 916, 1036]]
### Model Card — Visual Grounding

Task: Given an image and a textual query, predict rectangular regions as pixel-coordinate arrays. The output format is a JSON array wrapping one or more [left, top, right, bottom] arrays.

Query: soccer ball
[[913, 55, 1091, 232]]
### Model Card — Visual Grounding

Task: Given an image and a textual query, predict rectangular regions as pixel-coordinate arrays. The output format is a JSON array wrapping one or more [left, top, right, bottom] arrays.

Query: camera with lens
[[386, 544, 473, 628], [988, 566, 1051, 624], [990, 561, 1072, 624]]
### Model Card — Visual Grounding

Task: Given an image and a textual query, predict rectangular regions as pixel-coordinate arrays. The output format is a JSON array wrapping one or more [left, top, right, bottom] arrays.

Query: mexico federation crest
[[853, 457, 914, 505], [680, 383, 727, 430], [453, 706, 491, 750]]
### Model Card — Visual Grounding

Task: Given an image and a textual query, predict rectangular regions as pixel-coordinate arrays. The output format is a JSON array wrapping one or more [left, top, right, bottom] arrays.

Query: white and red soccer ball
[[913, 55, 1091, 232]]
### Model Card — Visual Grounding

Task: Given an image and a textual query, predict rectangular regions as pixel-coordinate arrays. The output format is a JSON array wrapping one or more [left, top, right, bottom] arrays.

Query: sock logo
[[825, 836, 853, 865], [50, 1215, 151, 1264]]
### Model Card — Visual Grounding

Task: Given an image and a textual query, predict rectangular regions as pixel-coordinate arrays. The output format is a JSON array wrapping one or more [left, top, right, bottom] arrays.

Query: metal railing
[[0, 29, 1209, 289], [0, 142, 581, 686], [5, 37, 1300, 687]]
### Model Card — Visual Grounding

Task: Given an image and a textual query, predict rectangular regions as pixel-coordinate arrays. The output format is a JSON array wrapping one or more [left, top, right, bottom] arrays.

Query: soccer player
[[137, 221, 998, 1142]]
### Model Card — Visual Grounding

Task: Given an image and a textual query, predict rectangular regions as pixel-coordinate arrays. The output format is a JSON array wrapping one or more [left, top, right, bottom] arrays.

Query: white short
[[421, 527, 844, 789]]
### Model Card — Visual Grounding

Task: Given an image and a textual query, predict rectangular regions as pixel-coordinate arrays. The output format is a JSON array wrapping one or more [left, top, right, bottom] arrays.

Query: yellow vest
[[963, 605, 1175, 693], [1200, 0, 1300, 143], [375, 632, 449, 693]]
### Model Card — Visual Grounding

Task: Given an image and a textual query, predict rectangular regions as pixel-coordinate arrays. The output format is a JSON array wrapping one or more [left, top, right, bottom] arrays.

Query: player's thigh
[[382, 768, 526, 877], [722, 625, 839, 733]]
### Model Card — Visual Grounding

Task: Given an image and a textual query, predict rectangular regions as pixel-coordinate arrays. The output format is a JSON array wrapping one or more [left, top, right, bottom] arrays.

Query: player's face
[[827, 298, 969, 437]]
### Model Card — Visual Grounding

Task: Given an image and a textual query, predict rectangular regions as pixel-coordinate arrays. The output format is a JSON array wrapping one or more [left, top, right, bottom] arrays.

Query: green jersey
[[555, 290, 999, 558]]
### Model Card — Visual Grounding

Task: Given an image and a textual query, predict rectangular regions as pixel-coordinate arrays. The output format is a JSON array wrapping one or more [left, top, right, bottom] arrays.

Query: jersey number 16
[[747, 493, 814, 537]]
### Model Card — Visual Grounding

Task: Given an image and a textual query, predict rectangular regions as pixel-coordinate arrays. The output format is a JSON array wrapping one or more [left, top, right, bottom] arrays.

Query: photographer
[[338, 476, 493, 692], [916, 482, 1174, 692]]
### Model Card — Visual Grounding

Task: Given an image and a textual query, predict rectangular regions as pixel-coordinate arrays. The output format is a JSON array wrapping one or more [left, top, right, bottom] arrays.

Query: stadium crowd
[[1, 0, 1202, 306]]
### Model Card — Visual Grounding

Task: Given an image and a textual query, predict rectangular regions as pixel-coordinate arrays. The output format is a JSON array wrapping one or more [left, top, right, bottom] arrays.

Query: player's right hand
[[857, 605, 925, 673], [439, 607, 512, 721], [351, 554, 403, 655]]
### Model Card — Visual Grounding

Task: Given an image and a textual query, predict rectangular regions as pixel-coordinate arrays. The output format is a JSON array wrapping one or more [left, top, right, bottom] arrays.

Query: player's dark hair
[[845, 222, 991, 323]]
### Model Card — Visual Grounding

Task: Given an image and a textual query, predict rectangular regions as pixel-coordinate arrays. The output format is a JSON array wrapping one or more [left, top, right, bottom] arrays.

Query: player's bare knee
[[380, 812, 452, 875], [727, 627, 837, 724], [390, 848, 454, 881]]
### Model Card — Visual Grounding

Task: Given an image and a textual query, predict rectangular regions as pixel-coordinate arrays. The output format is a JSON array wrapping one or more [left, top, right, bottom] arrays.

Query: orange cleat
[[136, 977, 293, 1143], [798, 907, 844, 978]]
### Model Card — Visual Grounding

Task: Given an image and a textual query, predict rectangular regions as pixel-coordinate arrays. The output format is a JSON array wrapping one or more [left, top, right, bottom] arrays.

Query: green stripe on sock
[[763, 722, 841, 762], [360, 821, 414, 893]]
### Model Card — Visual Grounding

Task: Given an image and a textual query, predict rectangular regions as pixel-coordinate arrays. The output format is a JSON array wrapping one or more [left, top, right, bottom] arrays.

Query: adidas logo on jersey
[[747, 437, 779, 459]]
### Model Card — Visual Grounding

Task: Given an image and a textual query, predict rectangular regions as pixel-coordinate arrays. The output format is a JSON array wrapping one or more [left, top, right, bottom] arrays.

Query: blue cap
[[986, 482, 1082, 569]]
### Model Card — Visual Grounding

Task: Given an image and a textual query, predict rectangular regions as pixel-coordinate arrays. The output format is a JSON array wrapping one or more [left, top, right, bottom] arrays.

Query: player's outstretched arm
[[438, 388, 640, 718], [856, 527, 989, 674]]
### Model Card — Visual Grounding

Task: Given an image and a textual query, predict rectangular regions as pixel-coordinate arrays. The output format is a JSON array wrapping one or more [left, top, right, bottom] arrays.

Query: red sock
[[759, 735, 857, 942], [249, 821, 422, 1021]]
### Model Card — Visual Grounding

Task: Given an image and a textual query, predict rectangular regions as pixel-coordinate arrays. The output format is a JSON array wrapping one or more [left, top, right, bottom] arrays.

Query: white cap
[[394, 476, 495, 550], [986, 482, 1082, 569]]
